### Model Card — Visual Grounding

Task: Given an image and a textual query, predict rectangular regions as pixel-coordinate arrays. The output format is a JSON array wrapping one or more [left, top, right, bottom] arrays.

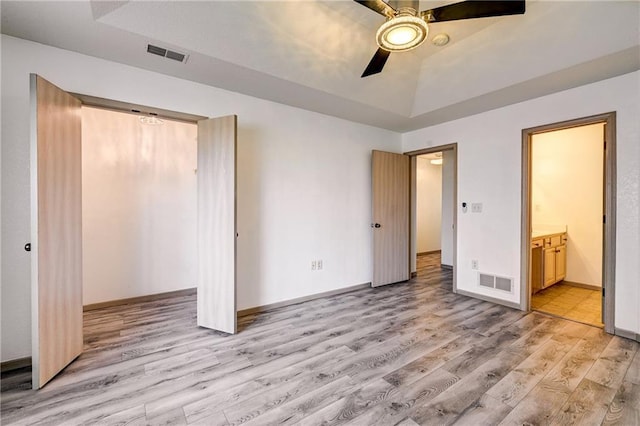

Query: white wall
[[416, 157, 442, 253], [532, 123, 604, 287], [0, 35, 401, 362], [82, 107, 198, 305], [403, 71, 640, 335], [441, 150, 455, 267]]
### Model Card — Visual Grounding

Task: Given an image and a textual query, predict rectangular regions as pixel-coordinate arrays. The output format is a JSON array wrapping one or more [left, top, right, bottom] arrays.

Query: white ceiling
[[2, 1, 638, 131], [419, 152, 443, 160]]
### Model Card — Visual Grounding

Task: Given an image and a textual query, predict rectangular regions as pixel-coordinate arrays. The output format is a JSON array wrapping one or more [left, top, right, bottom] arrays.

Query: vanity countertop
[[532, 225, 567, 239], [532, 229, 566, 239]]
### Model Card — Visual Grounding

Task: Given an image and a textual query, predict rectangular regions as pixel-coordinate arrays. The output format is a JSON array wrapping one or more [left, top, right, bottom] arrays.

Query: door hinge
[[602, 288, 605, 297], [603, 215, 606, 224], [604, 140, 607, 150]]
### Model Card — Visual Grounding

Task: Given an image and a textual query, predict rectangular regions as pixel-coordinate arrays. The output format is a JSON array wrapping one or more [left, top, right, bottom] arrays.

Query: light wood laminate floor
[[532, 282, 603, 327], [2, 254, 639, 425]]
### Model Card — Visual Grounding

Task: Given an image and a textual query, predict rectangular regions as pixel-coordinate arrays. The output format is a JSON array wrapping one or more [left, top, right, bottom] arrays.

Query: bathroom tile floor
[[532, 282, 603, 327]]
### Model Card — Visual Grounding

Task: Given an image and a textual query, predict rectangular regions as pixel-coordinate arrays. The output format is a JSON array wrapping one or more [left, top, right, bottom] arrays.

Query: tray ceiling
[[2, 1, 638, 131]]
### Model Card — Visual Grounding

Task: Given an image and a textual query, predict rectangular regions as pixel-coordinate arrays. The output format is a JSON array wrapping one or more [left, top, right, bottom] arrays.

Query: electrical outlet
[[317, 260, 323, 270], [311, 261, 317, 271], [471, 203, 483, 213], [471, 260, 479, 270]]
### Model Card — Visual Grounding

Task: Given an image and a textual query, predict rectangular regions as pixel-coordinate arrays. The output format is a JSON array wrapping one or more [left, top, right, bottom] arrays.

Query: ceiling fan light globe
[[376, 15, 428, 52], [386, 26, 418, 46]]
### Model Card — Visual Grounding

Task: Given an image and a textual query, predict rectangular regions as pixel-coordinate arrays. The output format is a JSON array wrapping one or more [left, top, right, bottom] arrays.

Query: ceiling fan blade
[[362, 48, 391, 78], [421, 0, 525, 23], [354, 0, 396, 18]]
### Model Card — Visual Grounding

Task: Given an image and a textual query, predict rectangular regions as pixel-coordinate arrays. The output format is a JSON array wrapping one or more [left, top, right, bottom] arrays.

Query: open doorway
[[521, 113, 616, 333], [407, 144, 457, 290], [81, 106, 198, 309], [415, 153, 444, 277], [529, 123, 604, 326], [29, 75, 238, 388]]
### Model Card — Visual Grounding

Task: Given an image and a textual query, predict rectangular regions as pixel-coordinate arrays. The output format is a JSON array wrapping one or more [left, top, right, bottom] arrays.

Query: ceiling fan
[[355, 0, 525, 77]]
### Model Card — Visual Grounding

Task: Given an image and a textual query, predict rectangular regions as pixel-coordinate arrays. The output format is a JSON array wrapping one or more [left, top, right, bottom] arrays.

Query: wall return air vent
[[478, 272, 513, 293], [146, 44, 188, 63]]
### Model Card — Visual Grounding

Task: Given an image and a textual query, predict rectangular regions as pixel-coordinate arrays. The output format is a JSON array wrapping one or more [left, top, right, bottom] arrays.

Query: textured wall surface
[[403, 71, 640, 334], [82, 107, 198, 304], [1, 35, 401, 361]]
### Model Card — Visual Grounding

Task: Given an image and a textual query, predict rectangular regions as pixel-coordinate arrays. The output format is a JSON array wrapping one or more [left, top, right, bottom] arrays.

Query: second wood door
[[197, 115, 238, 334], [371, 150, 410, 287]]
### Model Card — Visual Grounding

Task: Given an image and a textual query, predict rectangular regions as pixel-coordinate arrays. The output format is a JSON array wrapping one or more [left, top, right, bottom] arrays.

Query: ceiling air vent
[[147, 44, 167, 57], [146, 44, 188, 63], [165, 50, 186, 62]]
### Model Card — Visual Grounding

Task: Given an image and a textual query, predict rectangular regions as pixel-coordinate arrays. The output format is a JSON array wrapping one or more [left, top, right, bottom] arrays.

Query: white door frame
[[405, 143, 458, 292], [520, 112, 616, 334]]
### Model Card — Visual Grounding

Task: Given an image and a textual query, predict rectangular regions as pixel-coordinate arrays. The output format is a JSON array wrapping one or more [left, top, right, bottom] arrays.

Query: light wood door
[[372, 150, 410, 287], [30, 74, 83, 388], [530, 247, 543, 294], [543, 247, 557, 287], [555, 245, 567, 281], [197, 115, 237, 334]]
